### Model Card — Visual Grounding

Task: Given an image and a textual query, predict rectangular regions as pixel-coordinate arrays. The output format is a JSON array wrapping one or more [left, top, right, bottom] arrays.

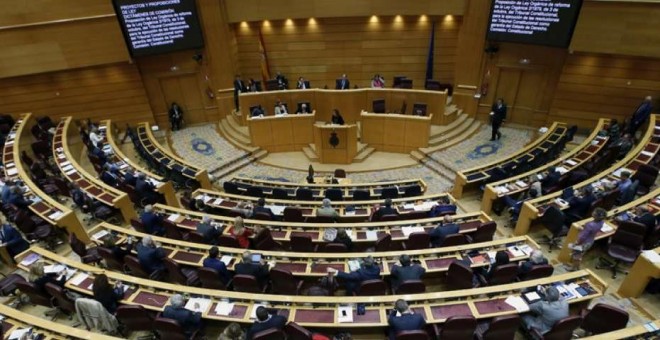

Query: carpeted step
[[226, 114, 250, 140], [218, 119, 259, 153], [211, 149, 267, 181], [353, 145, 375, 162], [420, 119, 482, 154], [429, 116, 474, 146], [302, 145, 319, 161], [431, 113, 468, 137]]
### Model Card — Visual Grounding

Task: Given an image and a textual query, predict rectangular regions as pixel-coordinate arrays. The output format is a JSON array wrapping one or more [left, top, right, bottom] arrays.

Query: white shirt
[[89, 131, 103, 146]]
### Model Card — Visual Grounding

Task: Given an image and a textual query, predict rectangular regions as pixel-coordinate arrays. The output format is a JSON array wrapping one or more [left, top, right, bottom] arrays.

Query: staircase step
[[431, 113, 468, 137], [409, 150, 426, 162], [226, 114, 250, 139], [420, 120, 482, 155], [218, 119, 259, 153], [444, 104, 458, 116], [353, 146, 375, 162], [302, 146, 319, 161], [429, 117, 474, 146], [211, 149, 268, 181]]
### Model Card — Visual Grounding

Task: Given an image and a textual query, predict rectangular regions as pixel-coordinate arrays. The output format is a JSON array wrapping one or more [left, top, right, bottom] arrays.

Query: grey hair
[[170, 294, 184, 307], [138, 172, 147, 179], [202, 215, 211, 223], [545, 286, 560, 302], [144, 205, 153, 213], [142, 236, 153, 247], [322, 198, 331, 208], [530, 250, 544, 264]]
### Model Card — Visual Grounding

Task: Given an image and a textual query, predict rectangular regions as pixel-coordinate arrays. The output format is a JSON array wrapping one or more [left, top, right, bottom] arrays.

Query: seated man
[[317, 198, 339, 220], [616, 171, 632, 193], [390, 255, 425, 292], [541, 166, 561, 189], [202, 246, 232, 285], [135, 172, 160, 205], [234, 251, 270, 289], [328, 256, 380, 295], [429, 215, 460, 247], [8, 186, 31, 209], [503, 188, 539, 224], [522, 286, 568, 335], [371, 198, 399, 221], [100, 164, 120, 188], [247, 306, 288, 340], [136, 236, 166, 275], [252, 198, 276, 220], [428, 196, 457, 217], [251, 105, 265, 117], [518, 249, 548, 276], [0, 223, 29, 258], [162, 294, 203, 338], [196, 215, 222, 245], [633, 205, 656, 231], [140, 205, 165, 236], [297, 103, 312, 114], [564, 185, 596, 223], [273, 100, 288, 115], [89, 141, 108, 165], [387, 299, 426, 340], [124, 170, 137, 186]]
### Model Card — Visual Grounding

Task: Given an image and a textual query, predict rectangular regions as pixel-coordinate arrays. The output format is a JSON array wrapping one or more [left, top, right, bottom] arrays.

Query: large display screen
[[112, 0, 204, 56], [486, 0, 584, 48]]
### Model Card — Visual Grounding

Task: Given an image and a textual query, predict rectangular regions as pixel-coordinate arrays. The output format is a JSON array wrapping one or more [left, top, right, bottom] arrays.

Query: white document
[[265, 205, 285, 215], [61, 164, 74, 171], [347, 260, 360, 272], [344, 230, 353, 240], [167, 214, 181, 222], [486, 251, 497, 263], [220, 255, 233, 266], [507, 246, 526, 258], [365, 230, 378, 241], [403, 203, 415, 210], [519, 245, 534, 255], [44, 264, 66, 274], [414, 201, 436, 211], [214, 301, 235, 316], [213, 198, 224, 205], [565, 159, 578, 166], [69, 273, 89, 286], [504, 296, 530, 312], [8, 328, 33, 340], [600, 223, 615, 233], [612, 168, 629, 178], [48, 211, 64, 220], [555, 166, 569, 174], [515, 180, 528, 188], [641, 151, 654, 157], [337, 305, 354, 323], [401, 226, 424, 237], [642, 250, 660, 264], [92, 230, 109, 240], [185, 298, 212, 313], [344, 210, 356, 216], [525, 291, 541, 302], [65, 169, 77, 176], [6, 168, 17, 176], [202, 195, 213, 203]]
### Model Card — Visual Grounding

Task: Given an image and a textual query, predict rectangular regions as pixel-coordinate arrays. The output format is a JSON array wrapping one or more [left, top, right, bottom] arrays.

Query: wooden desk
[[135, 123, 211, 189], [15, 247, 607, 328], [313, 123, 357, 164], [54, 117, 137, 222], [515, 115, 660, 236], [481, 119, 608, 214], [247, 113, 315, 152], [0, 304, 122, 340], [581, 319, 660, 339], [4, 113, 88, 244], [238, 88, 448, 126], [360, 111, 431, 153], [453, 122, 567, 199], [617, 246, 660, 298]]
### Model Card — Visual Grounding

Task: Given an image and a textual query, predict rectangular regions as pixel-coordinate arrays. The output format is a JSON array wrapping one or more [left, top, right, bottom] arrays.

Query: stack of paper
[[220, 255, 233, 266], [600, 223, 615, 233], [344, 230, 354, 240], [524, 291, 541, 303], [494, 186, 510, 195], [555, 166, 569, 174], [486, 251, 497, 263], [167, 214, 181, 222], [515, 180, 528, 188], [413, 201, 437, 211], [20, 253, 41, 267], [365, 230, 378, 241], [214, 301, 235, 316], [642, 250, 660, 264], [403, 203, 415, 210], [507, 246, 526, 257], [213, 198, 224, 205], [69, 273, 89, 286], [185, 298, 212, 312], [401, 226, 425, 237], [8, 328, 32, 340], [266, 205, 285, 215], [504, 296, 529, 312], [565, 159, 578, 166], [519, 245, 534, 255], [337, 305, 354, 323], [347, 260, 360, 272], [44, 264, 66, 274], [92, 230, 109, 240], [48, 211, 64, 221]]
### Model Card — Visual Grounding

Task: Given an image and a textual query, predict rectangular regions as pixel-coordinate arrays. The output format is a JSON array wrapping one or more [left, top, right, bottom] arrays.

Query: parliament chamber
[[0, 0, 659, 339]]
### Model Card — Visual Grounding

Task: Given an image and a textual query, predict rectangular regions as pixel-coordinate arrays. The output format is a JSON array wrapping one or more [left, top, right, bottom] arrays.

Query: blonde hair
[[29, 262, 45, 281], [233, 216, 244, 233], [219, 322, 245, 340]]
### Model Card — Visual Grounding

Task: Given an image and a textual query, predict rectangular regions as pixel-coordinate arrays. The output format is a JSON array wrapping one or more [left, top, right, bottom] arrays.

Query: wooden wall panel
[[225, 0, 466, 23], [548, 52, 660, 128], [0, 0, 113, 26], [234, 16, 461, 90], [0, 63, 154, 126]]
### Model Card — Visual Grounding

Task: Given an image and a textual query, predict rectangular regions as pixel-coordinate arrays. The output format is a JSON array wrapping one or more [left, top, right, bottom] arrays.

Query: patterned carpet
[[169, 125, 248, 172]]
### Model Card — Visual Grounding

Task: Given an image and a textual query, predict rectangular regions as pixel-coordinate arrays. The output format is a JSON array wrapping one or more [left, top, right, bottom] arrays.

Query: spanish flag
[[258, 29, 271, 83]]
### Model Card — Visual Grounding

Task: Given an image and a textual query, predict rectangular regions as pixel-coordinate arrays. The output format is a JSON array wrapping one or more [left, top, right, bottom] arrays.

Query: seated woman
[[332, 229, 353, 251], [228, 216, 253, 249], [92, 274, 124, 314]]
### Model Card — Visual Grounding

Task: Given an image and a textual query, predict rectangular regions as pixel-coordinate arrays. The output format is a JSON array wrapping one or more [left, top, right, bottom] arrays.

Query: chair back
[[163, 219, 185, 240], [246, 186, 264, 197], [612, 220, 646, 250], [285, 321, 313, 340], [124, 255, 151, 279], [253, 328, 286, 340], [540, 205, 566, 236], [232, 274, 261, 293], [446, 261, 473, 290], [480, 314, 520, 340], [442, 233, 469, 246], [372, 99, 386, 113], [403, 185, 422, 197], [163, 258, 188, 285], [375, 233, 392, 251], [223, 181, 240, 194], [186, 231, 206, 244], [69, 232, 89, 259], [307, 215, 335, 223], [45, 282, 76, 314], [97, 246, 125, 272], [519, 264, 554, 281], [219, 235, 240, 248], [541, 315, 582, 340], [356, 279, 387, 296], [253, 211, 273, 221], [272, 188, 289, 199], [404, 232, 430, 250], [325, 188, 343, 201], [438, 315, 477, 340], [394, 280, 425, 294], [15, 281, 52, 307], [322, 243, 347, 253], [295, 188, 313, 200], [130, 218, 146, 233], [352, 190, 371, 200], [197, 267, 227, 290], [116, 305, 154, 332], [471, 221, 496, 243], [270, 268, 300, 295], [283, 207, 304, 222], [254, 228, 280, 250], [395, 330, 429, 340], [487, 263, 519, 285], [291, 235, 314, 252], [153, 317, 188, 340], [334, 169, 346, 178], [380, 187, 398, 199], [581, 303, 629, 335]]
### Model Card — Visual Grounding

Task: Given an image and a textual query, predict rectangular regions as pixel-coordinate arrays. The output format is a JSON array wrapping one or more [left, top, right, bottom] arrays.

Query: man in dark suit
[[541, 167, 561, 189], [136, 236, 166, 275], [296, 77, 309, 89], [252, 198, 276, 220], [124, 171, 137, 186], [564, 186, 596, 222], [90, 142, 108, 165], [336, 74, 350, 90], [387, 299, 426, 340], [100, 164, 120, 188], [490, 98, 507, 141], [275, 72, 288, 90], [428, 196, 457, 217], [135, 172, 159, 205], [634, 205, 656, 231], [429, 215, 460, 246], [233, 75, 247, 111], [246, 306, 287, 339], [162, 294, 203, 337], [234, 251, 270, 289], [8, 186, 31, 209], [140, 205, 165, 236], [390, 255, 426, 292], [328, 256, 381, 295], [0, 223, 29, 258], [629, 96, 653, 135], [196, 215, 222, 245], [70, 183, 89, 210], [202, 247, 232, 285], [371, 198, 399, 221]]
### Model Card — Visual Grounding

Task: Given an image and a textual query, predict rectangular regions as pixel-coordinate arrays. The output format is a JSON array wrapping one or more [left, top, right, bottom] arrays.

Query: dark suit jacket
[[566, 193, 596, 218], [234, 262, 270, 287], [163, 305, 202, 336], [634, 212, 656, 231], [429, 204, 457, 217], [124, 172, 137, 186], [100, 171, 119, 187], [390, 264, 426, 291], [234, 80, 246, 94], [8, 194, 31, 209], [246, 314, 287, 339], [0, 225, 29, 257], [541, 171, 561, 189], [91, 147, 107, 165], [252, 206, 275, 220], [33, 274, 65, 295], [387, 311, 426, 340], [202, 257, 233, 285], [71, 188, 87, 208], [429, 223, 459, 246], [372, 206, 399, 221], [94, 286, 123, 314], [135, 179, 156, 198], [196, 222, 221, 244], [336, 78, 350, 90], [491, 103, 507, 124], [140, 211, 164, 236], [136, 243, 166, 274]]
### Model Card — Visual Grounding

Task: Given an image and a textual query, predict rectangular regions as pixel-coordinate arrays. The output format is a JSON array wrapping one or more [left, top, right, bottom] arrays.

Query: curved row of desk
[[515, 115, 660, 236], [482, 119, 609, 214], [453, 122, 568, 199]]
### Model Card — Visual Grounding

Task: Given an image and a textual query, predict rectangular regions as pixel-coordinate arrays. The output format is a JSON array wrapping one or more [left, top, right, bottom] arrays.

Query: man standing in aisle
[[490, 98, 507, 141]]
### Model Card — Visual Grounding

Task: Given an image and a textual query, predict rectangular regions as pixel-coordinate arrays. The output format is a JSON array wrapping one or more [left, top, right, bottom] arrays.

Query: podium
[[313, 123, 357, 164]]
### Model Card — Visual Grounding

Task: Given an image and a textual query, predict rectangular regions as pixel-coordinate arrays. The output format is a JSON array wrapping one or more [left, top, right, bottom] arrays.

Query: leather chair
[[435, 315, 477, 340], [15, 281, 53, 310], [290, 235, 318, 252], [518, 264, 554, 281], [475, 314, 520, 340], [254, 228, 282, 251], [538, 205, 568, 251], [441, 234, 469, 247], [394, 280, 425, 294], [197, 267, 229, 290], [130, 218, 147, 233], [372, 99, 386, 113], [252, 212, 273, 221], [529, 315, 582, 340], [45, 282, 76, 319], [355, 279, 388, 296], [402, 185, 422, 197], [283, 207, 305, 222], [295, 188, 313, 200], [470, 221, 497, 243], [403, 232, 430, 250], [13, 210, 56, 249], [272, 188, 289, 199], [378, 214, 400, 222], [97, 246, 125, 272], [0, 273, 26, 297], [380, 187, 399, 199], [478, 263, 519, 286], [232, 274, 267, 293], [395, 330, 429, 340], [253, 328, 286, 340], [334, 169, 346, 178], [163, 219, 188, 241], [375, 233, 392, 251], [322, 243, 348, 253], [285, 322, 314, 340], [124, 255, 164, 281], [596, 220, 646, 278], [352, 189, 371, 201], [632, 165, 658, 195], [325, 188, 343, 201], [69, 233, 101, 264], [218, 235, 241, 248], [115, 305, 155, 338], [186, 231, 206, 244], [246, 186, 264, 198], [580, 303, 629, 335], [163, 258, 201, 286], [270, 268, 304, 295], [222, 181, 240, 194], [446, 261, 476, 290], [153, 317, 200, 340]]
